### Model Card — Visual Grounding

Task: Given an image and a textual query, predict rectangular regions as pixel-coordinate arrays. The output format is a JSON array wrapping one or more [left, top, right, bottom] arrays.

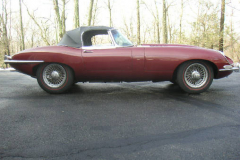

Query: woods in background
[[0, 0, 240, 68]]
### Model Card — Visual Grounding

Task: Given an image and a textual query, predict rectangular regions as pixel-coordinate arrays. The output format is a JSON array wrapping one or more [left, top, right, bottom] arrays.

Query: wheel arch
[[172, 59, 218, 81]]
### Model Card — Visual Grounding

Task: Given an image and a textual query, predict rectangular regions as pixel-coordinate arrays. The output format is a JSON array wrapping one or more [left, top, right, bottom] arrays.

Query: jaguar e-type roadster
[[4, 26, 239, 94]]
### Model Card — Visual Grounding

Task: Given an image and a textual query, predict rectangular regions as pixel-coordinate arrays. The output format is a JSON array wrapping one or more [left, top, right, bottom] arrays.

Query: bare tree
[[62, 0, 66, 34], [162, 0, 168, 43], [142, 0, 160, 43], [91, 0, 99, 26], [19, 0, 25, 50], [74, 0, 80, 28], [190, 1, 219, 49], [88, 0, 94, 26], [122, 15, 134, 43], [136, 0, 141, 45], [53, 0, 66, 39], [219, 0, 225, 52], [179, 0, 184, 43], [106, 0, 113, 27], [24, 2, 51, 45], [1, 0, 10, 56], [0, 0, 10, 68]]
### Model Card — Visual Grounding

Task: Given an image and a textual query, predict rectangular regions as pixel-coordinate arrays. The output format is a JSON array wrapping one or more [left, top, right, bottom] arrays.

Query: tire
[[36, 63, 74, 94], [177, 61, 213, 94]]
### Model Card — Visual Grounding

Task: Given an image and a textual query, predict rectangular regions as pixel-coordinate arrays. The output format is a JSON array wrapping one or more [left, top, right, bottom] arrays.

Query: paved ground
[[0, 71, 240, 160]]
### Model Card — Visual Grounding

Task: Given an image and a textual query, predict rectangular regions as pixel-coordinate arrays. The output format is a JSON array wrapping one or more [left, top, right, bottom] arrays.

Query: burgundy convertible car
[[4, 26, 239, 94]]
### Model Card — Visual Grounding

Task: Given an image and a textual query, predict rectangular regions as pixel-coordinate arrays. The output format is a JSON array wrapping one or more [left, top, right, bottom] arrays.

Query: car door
[[82, 47, 132, 71], [81, 47, 132, 80]]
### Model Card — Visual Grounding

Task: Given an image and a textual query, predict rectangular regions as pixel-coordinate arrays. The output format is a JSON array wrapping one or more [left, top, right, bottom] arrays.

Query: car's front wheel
[[177, 61, 213, 94], [36, 63, 74, 94]]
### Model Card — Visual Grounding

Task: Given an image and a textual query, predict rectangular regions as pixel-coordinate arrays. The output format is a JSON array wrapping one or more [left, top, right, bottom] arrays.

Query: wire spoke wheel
[[37, 63, 74, 94], [177, 61, 213, 94], [184, 63, 208, 88], [43, 64, 67, 88]]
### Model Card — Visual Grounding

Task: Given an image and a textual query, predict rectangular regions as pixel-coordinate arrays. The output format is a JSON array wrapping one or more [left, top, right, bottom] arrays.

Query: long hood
[[18, 46, 70, 54], [13, 46, 81, 57]]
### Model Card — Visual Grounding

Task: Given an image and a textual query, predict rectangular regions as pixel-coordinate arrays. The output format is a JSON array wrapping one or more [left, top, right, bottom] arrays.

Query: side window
[[91, 34, 113, 46], [82, 30, 113, 47]]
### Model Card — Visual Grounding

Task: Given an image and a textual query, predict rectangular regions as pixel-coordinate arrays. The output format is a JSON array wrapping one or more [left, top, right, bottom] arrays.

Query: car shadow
[[68, 82, 186, 96]]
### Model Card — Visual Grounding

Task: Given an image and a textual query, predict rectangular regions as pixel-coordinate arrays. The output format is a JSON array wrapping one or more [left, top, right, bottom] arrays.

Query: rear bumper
[[219, 64, 239, 72], [4, 55, 44, 64]]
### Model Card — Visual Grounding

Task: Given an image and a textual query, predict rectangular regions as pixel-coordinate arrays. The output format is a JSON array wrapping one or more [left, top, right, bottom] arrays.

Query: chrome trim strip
[[108, 29, 134, 48], [4, 60, 44, 64], [108, 30, 118, 47], [219, 67, 239, 72], [82, 46, 116, 50]]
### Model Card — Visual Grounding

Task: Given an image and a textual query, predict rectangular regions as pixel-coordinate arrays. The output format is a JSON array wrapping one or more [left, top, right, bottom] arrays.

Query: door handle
[[83, 50, 93, 53]]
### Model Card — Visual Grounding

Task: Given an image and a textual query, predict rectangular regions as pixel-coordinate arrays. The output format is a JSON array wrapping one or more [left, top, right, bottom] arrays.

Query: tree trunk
[[19, 0, 25, 50], [74, 0, 80, 28], [107, 0, 112, 27], [88, 0, 94, 26], [162, 0, 168, 44], [1, 0, 10, 68], [136, 0, 141, 45], [179, 0, 183, 43], [2, 0, 10, 56], [219, 0, 225, 52], [91, 0, 98, 26], [53, 0, 63, 39], [62, 0, 66, 35], [154, 0, 160, 43]]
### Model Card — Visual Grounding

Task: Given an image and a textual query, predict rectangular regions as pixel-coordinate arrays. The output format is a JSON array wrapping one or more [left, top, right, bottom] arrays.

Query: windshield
[[111, 30, 133, 47]]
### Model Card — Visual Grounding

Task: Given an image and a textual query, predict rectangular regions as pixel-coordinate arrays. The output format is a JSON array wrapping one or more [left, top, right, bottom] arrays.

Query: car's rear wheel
[[177, 61, 213, 94], [37, 63, 74, 94]]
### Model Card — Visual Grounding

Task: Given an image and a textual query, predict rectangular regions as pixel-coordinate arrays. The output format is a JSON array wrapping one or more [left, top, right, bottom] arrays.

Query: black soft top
[[57, 26, 114, 48]]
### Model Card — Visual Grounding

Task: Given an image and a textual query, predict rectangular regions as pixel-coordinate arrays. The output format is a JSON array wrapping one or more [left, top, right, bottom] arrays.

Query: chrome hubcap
[[51, 71, 60, 79], [43, 64, 67, 88], [184, 63, 208, 88], [191, 71, 201, 80]]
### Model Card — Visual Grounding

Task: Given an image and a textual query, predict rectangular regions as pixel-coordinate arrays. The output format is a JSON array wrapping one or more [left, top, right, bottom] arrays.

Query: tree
[[142, 0, 161, 43], [0, 0, 10, 68], [1, 0, 10, 56], [53, 0, 66, 40], [224, 9, 239, 62], [74, 0, 80, 28], [136, 0, 141, 45], [88, 0, 94, 26], [24, 2, 51, 45], [219, 0, 225, 52], [162, 0, 168, 43], [106, 0, 113, 27], [190, 1, 219, 49], [91, 0, 99, 26], [19, 0, 25, 50], [122, 15, 134, 43], [179, 0, 184, 43]]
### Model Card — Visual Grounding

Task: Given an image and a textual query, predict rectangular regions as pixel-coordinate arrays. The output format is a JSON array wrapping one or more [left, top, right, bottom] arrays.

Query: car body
[[4, 26, 239, 94]]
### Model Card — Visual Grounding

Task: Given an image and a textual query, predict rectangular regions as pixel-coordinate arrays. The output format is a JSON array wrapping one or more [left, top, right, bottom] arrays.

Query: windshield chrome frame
[[108, 29, 134, 48], [80, 28, 134, 48]]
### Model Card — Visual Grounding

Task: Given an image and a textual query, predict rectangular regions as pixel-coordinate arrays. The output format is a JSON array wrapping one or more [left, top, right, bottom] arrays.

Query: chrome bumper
[[4, 55, 44, 64], [219, 64, 240, 72]]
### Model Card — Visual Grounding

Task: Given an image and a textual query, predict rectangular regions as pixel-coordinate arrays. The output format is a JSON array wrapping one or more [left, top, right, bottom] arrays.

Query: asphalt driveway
[[0, 71, 240, 160]]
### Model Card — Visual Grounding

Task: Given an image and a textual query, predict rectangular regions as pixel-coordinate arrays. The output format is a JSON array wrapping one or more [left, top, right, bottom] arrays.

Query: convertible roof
[[57, 26, 114, 48]]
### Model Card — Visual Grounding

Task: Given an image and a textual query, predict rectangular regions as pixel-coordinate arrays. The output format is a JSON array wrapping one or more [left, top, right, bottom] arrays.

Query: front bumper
[[219, 63, 240, 72]]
